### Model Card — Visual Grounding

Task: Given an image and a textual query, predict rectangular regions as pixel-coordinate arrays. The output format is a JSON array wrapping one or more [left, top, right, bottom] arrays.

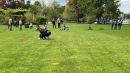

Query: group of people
[[35, 17, 69, 40], [110, 18, 123, 30], [8, 18, 33, 31], [25, 21, 33, 29], [7, 17, 68, 39], [8, 18, 23, 31], [52, 17, 63, 29], [51, 17, 69, 30]]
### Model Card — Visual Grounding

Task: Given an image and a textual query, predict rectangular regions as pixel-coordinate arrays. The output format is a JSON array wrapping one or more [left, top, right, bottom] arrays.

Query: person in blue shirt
[[118, 18, 123, 30], [110, 19, 114, 30]]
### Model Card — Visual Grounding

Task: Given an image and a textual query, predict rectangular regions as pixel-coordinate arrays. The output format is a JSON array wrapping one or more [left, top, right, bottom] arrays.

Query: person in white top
[[29, 22, 33, 29], [9, 18, 12, 31], [57, 18, 61, 28]]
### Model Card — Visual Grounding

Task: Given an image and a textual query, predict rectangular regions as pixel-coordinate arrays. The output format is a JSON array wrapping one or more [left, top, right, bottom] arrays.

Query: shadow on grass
[[44, 38, 55, 40]]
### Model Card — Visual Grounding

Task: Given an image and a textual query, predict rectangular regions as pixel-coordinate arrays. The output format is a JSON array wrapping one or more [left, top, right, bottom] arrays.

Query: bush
[[24, 12, 33, 22], [0, 14, 5, 25], [34, 15, 46, 24]]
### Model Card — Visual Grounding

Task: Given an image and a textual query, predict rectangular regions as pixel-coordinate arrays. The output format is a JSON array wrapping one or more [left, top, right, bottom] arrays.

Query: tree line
[[0, 0, 129, 24]]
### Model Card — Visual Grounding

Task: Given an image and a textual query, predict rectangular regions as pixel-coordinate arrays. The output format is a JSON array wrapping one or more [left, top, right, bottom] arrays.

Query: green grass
[[0, 23, 130, 73]]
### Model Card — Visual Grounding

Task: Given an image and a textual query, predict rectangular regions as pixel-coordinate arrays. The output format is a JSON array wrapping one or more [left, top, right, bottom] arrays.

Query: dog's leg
[[44, 36, 49, 39], [39, 33, 42, 39], [43, 36, 46, 39]]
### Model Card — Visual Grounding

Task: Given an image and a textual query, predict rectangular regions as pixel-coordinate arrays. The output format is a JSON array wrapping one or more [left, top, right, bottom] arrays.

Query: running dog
[[37, 28, 51, 39]]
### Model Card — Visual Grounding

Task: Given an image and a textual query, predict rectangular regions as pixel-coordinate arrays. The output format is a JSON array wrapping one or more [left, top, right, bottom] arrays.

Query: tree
[[0, 0, 23, 9], [44, 0, 63, 20], [29, 1, 41, 15], [24, 0, 31, 9], [34, 0, 42, 15], [103, 0, 121, 23], [65, 0, 80, 23], [34, 1, 41, 6], [38, 0, 47, 16], [24, 12, 33, 22], [65, 0, 122, 24], [21, 0, 25, 4], [51, 0, 61, 17], [77, 0, 104, 23], [101, 0, 122, 23]]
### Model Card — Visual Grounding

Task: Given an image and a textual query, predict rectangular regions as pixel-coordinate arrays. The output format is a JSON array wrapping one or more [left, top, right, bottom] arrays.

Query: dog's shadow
[[44, 38, 54, 40]]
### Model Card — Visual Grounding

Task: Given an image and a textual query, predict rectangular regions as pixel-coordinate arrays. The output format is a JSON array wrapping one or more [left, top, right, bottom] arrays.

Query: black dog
[[37, 28, 51, 39], [40, 30, 51, 39]]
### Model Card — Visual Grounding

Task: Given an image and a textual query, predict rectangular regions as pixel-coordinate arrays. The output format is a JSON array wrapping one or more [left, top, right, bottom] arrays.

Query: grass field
[[0, 23, 130, 73]]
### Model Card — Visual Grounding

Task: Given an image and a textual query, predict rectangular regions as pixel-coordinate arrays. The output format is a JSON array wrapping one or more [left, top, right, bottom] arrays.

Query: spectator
[[60, 24, 69, 30], [110, 19, 114, 30], [19, 19, 22, 31], [61, 18, 63, 24], [29, 22, 33, 29], [114, 18, 118, 30], [118, 18, 123, 30], [14, 20, 17, 27], [57, 18, 61, 28], [52, 18, 56, 28], [9, 17, 12, 31]]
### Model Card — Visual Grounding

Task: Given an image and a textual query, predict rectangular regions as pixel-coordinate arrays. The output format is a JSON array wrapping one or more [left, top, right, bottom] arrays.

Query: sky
[[119, 0, 130, 13], [26, 0, 130, 14]]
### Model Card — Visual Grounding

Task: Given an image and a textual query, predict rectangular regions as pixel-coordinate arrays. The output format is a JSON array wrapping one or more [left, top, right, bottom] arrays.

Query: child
[[43, 24, 47, 30], [29, 22, 33, 29], [88, 25, 92, 30], [36, 24, 40, 30], [60, 24, 69, 30]]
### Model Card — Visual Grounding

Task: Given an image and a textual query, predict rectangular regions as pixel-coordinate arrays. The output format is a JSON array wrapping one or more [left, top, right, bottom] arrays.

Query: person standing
[[52, 18, 56, 28], [118, 18, 123, 30], [9, 18, 12, 31], [110, 19, 114, 30], [114, 18, 118, 30], [14, 20, 17, 27], [29, 22, 33, 29], [61, 18, 63, 24], [57, 18, 61, 28], [19, 19, 22, 31]]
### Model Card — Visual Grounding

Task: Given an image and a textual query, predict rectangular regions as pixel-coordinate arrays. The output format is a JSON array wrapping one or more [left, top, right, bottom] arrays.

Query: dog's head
[[46, 31, 51, 36]]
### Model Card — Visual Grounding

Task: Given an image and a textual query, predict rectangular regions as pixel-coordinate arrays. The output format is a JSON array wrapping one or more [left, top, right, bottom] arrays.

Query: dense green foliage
[[0, 0, 126, 24], [0, 24, 130, 73], [0, 8, 28, 25], [65, 0, 122, 23], [34, 14, 46, 24]]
